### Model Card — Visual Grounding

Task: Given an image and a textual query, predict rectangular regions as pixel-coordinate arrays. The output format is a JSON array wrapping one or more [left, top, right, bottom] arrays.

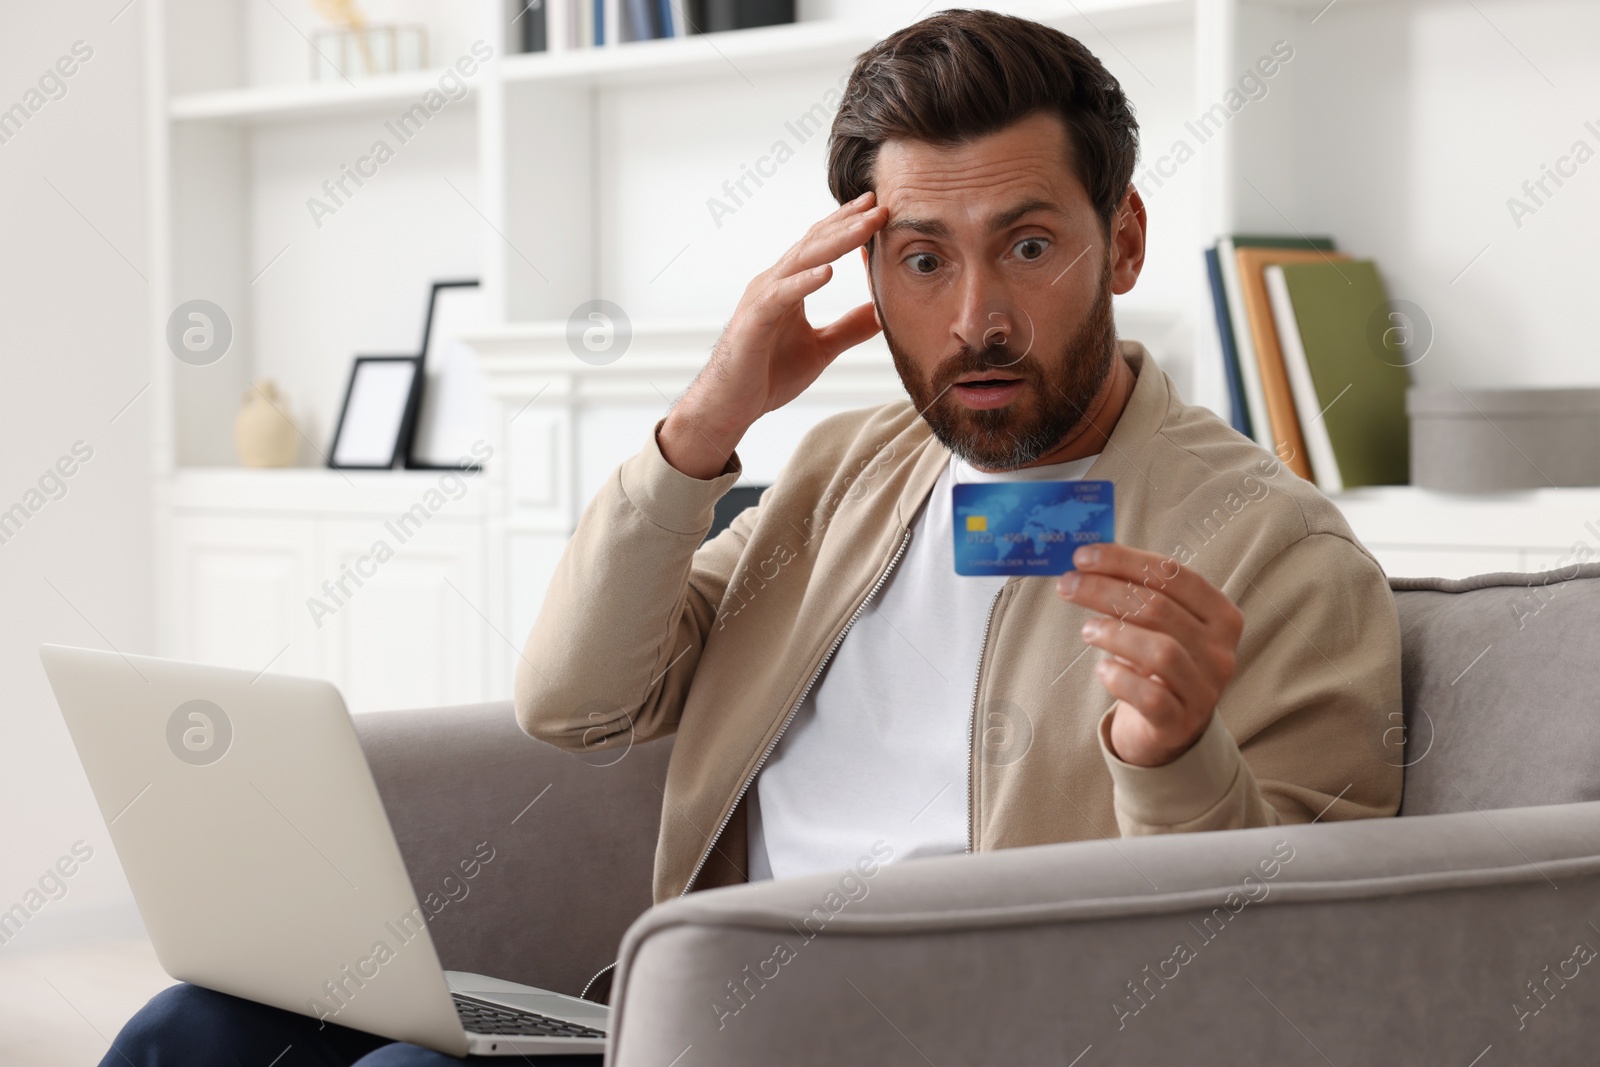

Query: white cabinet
[[158, 471, 491, 713], [162, 514, 319, 678], [316, 518, 488, 715], [152, 321, 909, 714], [1329, 486, 1600, 581]]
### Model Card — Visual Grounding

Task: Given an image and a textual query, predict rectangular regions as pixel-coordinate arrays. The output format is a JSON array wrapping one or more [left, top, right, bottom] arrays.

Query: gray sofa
[[353, 565, 1600, 1065]]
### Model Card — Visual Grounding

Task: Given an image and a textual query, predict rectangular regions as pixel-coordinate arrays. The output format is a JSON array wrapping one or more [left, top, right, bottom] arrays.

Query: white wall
[[592, 20, 1200, 326], [248, 107, 483, 454], [0, 1, 151, 946], [1234, 0, 1600, 389]]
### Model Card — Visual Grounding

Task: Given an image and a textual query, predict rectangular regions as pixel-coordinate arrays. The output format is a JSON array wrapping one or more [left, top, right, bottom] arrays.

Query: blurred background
[[3, 0, 1597, 1061]]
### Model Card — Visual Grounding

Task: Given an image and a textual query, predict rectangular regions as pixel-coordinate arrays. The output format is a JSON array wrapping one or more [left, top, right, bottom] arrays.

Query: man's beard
[[882, 258, 1118, 471]]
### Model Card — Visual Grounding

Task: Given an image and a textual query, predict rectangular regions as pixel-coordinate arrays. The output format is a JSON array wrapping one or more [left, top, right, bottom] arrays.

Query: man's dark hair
[[827, 9, 1140, 232]]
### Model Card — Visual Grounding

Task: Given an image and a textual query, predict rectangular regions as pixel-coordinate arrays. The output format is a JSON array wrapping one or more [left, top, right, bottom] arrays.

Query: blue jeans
[[103, 983, 604, 1066]]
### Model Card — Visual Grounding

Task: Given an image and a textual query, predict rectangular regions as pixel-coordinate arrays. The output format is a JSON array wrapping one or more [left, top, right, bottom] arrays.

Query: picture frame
[[328, 356, 423, 470], [407, 279, 489, 471]]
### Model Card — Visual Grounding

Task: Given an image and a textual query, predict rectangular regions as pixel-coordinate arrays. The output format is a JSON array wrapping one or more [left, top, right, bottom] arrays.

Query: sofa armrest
[[353, 701, 671, 998], [609, 802, 1600, 1065]]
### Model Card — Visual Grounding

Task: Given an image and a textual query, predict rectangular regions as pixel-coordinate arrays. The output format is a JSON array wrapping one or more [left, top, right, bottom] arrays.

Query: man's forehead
[[873, 114, 1081, 228]]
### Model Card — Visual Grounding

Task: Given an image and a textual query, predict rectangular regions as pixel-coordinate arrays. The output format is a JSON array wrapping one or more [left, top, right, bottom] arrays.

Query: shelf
[[500, 20, 880, 89], [169, 66, 480, 126], [165, 1, 1189, 123], [499, 1, 1191, 89], [163, 467, 489, 516]]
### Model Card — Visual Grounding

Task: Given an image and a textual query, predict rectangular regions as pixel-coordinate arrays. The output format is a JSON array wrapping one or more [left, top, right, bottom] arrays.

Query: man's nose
[[952, 265, 1023, 364]]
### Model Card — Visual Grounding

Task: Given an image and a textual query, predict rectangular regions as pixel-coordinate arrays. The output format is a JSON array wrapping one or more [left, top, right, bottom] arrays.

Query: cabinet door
[[492, 530, 571, 702], [314, 518, 488, 714], [164, 514, 318, 678]]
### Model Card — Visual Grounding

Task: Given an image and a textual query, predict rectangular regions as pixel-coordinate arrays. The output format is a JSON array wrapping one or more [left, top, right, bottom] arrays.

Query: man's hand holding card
[[1056, 542, 1246, 769]]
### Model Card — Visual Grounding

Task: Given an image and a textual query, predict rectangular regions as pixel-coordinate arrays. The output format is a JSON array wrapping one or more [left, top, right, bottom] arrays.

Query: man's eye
[[1014, 238, 1048, 261], [908, 252, 941, 274]]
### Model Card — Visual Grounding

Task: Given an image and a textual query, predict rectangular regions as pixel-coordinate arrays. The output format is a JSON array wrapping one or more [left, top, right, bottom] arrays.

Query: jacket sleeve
[[1095, 532, 1404, 835], [513, 421, 758, 756]]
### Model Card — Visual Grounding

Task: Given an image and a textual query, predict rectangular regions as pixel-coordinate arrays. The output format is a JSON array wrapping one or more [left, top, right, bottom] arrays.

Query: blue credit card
[[951, 480, 1115, 576]]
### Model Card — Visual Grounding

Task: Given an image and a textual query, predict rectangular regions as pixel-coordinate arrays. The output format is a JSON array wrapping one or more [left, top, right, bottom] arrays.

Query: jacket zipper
[[678, 526, 915, 898], [585, 537, 979, 1004], [965, 586, 1006, 853], [580, 527, 916, 1002]]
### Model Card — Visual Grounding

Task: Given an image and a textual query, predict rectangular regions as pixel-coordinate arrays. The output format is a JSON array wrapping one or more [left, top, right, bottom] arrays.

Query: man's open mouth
[[950, 374, 1027, 409]]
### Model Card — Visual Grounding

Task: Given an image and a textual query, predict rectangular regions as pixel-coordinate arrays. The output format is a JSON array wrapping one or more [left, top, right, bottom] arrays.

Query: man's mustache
[[930, 347, 1043, 392]]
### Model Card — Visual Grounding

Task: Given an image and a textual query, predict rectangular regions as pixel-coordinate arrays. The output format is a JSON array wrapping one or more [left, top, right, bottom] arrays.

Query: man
[[517, 6, 1401, 1003], [102, 10, 1398, 1065]]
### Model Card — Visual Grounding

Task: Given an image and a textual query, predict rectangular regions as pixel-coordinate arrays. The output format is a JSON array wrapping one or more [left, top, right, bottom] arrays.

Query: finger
[[1059, 570, 1208, 648], [791, 205, 885, 271], [778, 204, 887, 276], [835, 189, 877, 217], [771, 194, 877, 273], [1097, 660, 1186, 729], [1081, 618, 1207, 711], [751, 263, 834, 323], [814, 301, 881, 360], [821, 189, 878, 227], [1071, 542, 1239, 631]]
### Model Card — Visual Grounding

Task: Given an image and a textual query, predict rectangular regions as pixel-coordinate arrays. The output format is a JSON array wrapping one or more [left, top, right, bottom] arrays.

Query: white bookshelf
[[143, 0, 1600, 705], [146, 0, 1215, 472], [168, 67, 472, 124]]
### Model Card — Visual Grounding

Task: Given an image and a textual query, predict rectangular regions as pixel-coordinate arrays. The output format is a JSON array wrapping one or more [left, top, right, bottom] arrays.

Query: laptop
[[39, 644, 610, 1057]]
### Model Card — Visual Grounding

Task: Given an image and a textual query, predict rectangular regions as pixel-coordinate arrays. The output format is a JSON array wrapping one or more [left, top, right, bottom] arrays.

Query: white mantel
[[463, 320, 908, 696], [465, 319, 903, 516]]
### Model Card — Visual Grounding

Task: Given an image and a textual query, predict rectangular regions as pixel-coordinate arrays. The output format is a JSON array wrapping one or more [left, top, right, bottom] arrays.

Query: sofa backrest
[[354, 701, 672, 998], [1390, 562, 1600, 816]]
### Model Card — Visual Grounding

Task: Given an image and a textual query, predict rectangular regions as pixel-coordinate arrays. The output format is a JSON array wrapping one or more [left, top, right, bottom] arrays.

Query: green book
[[1267, 260, 1411, 491], [1216, 234, 1338, 450]]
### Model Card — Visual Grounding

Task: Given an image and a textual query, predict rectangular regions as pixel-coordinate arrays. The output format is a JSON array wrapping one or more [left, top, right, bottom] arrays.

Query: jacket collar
[[892, 341, 1164, 528]]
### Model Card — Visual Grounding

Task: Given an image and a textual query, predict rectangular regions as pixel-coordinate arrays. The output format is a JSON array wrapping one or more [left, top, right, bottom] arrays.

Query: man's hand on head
[[1056, 543, 1245, 768], [658, 192, 887, 480]]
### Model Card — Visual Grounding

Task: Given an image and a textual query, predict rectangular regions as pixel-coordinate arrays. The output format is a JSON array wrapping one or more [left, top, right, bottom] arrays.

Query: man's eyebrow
[[881, 214, 950, 240], [989, 198, 1065, 230], [880, 198, 1066, 241]]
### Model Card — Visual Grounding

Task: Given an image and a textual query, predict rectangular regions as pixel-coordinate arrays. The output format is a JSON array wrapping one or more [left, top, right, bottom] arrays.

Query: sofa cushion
[[1390, 562, 1600, 815]]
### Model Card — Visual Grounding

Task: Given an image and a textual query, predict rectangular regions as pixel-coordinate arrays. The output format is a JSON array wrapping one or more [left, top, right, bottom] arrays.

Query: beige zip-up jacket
[[515, 343, 1403, 906]]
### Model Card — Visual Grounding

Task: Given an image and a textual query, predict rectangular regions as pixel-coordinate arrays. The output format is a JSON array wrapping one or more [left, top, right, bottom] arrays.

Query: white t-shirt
[[746, 448, 1102, 882]]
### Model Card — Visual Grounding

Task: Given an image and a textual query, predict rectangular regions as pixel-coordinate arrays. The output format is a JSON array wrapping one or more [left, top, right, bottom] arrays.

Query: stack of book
[[1205, 236, 1412, 492], [521, 0, 794, 51]]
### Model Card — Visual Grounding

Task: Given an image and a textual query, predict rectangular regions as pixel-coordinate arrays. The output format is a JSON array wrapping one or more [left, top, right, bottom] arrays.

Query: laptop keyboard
[[452, 992, 607, 1039]]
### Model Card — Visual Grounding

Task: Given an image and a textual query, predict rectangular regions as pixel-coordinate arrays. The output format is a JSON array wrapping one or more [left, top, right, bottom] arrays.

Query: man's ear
[[1109, 184, 1148, 297]]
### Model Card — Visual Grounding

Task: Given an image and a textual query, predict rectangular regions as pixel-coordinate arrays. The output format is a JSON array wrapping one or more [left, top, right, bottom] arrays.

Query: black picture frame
[[406, 278, 485, 472], [328, 355, 423, 470]]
